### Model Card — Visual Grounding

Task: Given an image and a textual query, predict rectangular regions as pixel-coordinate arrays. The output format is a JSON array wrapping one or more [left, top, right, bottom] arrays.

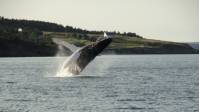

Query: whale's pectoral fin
[[52, 38, 80, 52]]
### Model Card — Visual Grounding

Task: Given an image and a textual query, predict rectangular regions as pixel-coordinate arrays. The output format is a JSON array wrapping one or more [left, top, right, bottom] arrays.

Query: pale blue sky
[[0, 0, 198, 42]]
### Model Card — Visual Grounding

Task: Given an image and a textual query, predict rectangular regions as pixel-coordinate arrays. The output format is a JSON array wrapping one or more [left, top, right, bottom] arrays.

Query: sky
[[0, 0, 198, 42]]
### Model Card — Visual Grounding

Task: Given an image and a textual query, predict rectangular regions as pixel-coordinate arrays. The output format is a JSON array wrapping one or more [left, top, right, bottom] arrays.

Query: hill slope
[[45, 32, 198, 55], [0, 17, 198, 57]]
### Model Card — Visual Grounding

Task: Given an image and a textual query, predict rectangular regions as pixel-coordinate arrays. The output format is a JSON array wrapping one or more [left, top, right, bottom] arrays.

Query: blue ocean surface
[[0, 55, 198, 112]]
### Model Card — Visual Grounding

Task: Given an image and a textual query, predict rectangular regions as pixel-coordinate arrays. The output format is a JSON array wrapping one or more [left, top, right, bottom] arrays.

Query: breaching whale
[[56, 33, 112, 75]]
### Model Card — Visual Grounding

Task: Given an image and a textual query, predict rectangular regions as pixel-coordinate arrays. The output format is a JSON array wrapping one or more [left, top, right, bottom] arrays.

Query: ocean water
[[0, 55, 198, 112]]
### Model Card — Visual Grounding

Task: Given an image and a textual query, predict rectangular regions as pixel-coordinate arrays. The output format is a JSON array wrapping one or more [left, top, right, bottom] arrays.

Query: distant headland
[[0, 17, 198, 57]]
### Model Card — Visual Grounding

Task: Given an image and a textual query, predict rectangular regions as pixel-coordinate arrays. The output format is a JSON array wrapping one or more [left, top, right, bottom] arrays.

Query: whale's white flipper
[[52, 38, 79, 52]]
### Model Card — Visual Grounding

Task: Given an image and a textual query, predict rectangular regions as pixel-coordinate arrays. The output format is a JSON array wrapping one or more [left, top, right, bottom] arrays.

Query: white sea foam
[[55, 47, 83, 77]]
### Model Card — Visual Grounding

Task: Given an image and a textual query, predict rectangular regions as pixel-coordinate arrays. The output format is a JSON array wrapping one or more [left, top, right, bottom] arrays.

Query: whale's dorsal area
[[55, 36, 112, 75]]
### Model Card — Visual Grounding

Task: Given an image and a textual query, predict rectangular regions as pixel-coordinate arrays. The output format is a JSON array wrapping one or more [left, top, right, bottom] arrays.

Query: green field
[[43, 31, 184, 49]]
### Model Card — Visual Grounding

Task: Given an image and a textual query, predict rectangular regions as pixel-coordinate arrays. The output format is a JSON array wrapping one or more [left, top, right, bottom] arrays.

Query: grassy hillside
[[43, 31, 191, 49]]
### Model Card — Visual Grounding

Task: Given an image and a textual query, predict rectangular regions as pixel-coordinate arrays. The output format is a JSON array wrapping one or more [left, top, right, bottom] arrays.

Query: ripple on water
[[5, 81, 17, 84], [115, 106, 145, 110], [117, 98, 146, 102], [4, 99, 33, 102]]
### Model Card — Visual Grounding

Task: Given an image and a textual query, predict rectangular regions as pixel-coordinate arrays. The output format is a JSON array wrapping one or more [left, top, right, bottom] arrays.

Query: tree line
[[0, 16, 142, 38]]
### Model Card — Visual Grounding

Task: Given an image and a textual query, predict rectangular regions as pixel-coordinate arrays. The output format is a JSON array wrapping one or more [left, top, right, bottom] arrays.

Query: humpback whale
[[56, 33, 112, 75]]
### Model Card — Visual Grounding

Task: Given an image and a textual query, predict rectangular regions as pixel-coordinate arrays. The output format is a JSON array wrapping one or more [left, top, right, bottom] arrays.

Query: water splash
[[55, 68, 74, 77], [52, 37, 82, 77], [56, 45, 66, 56], [55, 47, 83, 77], [55, 60, 76, 77]]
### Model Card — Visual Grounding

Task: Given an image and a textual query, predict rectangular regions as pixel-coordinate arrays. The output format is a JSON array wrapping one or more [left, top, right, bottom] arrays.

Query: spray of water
[[55, 68, 74, 77], [55, 47, 83, 77], [50, 38, 80, 77], [55, 45, 65, 56]]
